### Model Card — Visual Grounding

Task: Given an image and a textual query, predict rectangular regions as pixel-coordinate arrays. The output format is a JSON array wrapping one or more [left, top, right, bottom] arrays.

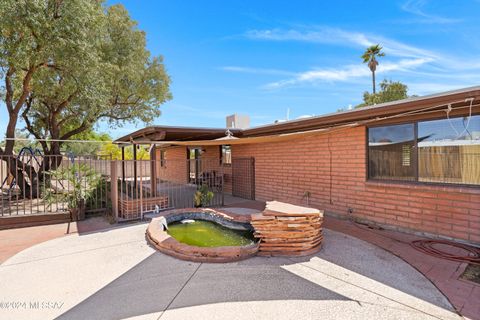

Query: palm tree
[[362, 44, 385, 94]]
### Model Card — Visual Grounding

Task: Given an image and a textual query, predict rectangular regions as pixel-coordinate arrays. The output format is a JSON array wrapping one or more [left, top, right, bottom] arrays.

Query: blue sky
[[2, 0, 480, 139]]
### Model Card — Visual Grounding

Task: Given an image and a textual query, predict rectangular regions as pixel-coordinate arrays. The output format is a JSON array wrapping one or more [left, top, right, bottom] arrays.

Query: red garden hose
[[351, 219, 480, 264], [410, 240, 480, 265]]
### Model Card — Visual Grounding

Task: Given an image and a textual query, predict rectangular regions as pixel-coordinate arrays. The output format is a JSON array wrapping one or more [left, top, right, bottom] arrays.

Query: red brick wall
[[233, 126, 480, 244], [155, 146, 233, 194], [156, 146, 188, 184]]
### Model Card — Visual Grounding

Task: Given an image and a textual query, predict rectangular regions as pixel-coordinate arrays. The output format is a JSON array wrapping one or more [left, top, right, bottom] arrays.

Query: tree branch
[[13, 65, 39, 114], [54, 89, 78, 114], [57, 113, 79, 127], [45, 63, 62, 71], [22, 96, 49, 152], [5, 67, 15, 113], [59, 121, 91, 141], [111, 96, 142, 107], [53, 0, 64, 19]]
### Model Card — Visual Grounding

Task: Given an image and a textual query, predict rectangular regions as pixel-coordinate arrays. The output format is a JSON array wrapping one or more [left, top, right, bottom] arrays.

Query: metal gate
[[113, 158, 225, 221], [232, 157, 255, 200]]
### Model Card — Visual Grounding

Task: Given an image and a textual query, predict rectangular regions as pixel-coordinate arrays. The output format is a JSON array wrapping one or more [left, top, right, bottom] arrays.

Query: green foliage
[[193, 185, 214, 208], [63, 131, 111, 156], [85, 178, 111, 211], [0, 1, 171, 156], [361, 44, 385, 67], [355, 80, 409, 108], [98, 144, 150, 160], [98, 143, 123, 159], [0, 0, 106, 155], [59, 129, 150, 159], [43, 164, 101, 209]]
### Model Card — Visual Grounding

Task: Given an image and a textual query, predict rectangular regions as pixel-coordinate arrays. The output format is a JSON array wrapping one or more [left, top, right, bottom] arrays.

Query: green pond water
[[167, 220, 255, 247]]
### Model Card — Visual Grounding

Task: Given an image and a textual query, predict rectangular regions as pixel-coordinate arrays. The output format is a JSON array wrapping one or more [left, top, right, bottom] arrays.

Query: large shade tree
[[21, 4, 171, 162], [361, 44, 385, 94], [0, 0, 106, 195], [0, 0, 104, 156], [0, 1, 171, 196]]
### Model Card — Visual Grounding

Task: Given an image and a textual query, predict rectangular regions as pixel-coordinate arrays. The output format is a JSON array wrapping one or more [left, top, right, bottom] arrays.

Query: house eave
[[242, 86, 480, 137], [114, 86, 480, 144]]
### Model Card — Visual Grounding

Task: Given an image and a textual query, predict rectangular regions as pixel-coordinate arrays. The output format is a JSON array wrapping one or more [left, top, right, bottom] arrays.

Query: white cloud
[[217, 22, 480, 96], [220, 66, 296, 76], [236, 25, 480, 91], [264, 58, 433, 89], [400, 0, 462, 24], [245, 27, 372, 47], [245, 27, 438, 60]]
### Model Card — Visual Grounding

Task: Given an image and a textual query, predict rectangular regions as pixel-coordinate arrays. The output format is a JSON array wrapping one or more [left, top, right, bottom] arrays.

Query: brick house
[[115, 86, 480, 244]]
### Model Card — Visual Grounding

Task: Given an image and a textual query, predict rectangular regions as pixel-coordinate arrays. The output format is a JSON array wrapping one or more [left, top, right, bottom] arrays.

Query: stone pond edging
[[146, 208, 260, 263], [146, 202, 324, 262]]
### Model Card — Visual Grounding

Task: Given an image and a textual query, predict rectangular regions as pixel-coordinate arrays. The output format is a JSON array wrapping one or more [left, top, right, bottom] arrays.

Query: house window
[[160, 150, 166, 167], [220, 145, 232, 165], [418, 116, 480, 185], [368, 115, 480, 186], [368, 123, 415, 181]]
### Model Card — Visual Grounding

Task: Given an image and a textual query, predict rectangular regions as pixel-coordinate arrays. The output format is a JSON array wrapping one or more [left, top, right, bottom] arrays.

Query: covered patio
[[112, 126, 258, 219]]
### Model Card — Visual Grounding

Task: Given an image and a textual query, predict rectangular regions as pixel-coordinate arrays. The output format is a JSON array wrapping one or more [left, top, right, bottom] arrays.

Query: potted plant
[[193, 184, 214, 207]]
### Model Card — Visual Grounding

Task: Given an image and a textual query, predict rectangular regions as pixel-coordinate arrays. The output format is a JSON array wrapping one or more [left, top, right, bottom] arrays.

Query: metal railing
[[1, 155, 257, 222], [0, 155, 110, 217]]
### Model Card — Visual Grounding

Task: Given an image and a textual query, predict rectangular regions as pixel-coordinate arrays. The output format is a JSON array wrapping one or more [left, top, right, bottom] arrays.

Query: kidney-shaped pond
[[167, 220, 255, 247], [146, 209, 260, 263]]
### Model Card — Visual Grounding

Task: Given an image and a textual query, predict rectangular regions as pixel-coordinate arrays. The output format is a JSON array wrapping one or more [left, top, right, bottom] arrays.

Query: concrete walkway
[[0, 216, 113, 264], [324, 216, 480, 320], [0, 223, 460, 320]]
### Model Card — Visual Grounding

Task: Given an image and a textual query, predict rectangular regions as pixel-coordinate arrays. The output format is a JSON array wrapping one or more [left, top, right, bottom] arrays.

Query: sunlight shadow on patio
[[282, 256, 459, 319], [56, 252, 349, 320], [55, 229, 459, 320]]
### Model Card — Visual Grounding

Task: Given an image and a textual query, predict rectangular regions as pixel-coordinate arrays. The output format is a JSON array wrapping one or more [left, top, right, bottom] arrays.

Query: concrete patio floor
[[324, 216, 480, 320], [0, 216, 113, 264], [0, 221, 460, 320]]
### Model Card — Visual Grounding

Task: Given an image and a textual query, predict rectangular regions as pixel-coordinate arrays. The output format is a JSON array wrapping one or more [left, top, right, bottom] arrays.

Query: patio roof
[[121, 123, 358, 147], [114, 125, 242, 144]]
